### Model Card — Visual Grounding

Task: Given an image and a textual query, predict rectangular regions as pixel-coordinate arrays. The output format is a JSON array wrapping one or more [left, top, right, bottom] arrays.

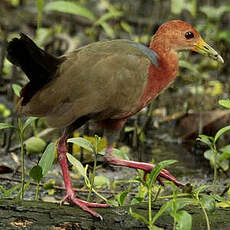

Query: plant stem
[[159, 193, 190, 199], [87, 149, 98, 202], [18, 125, 25, 200], [153, 186, 161, 202], [200, 201, 210, 230], [92, 188, 107, 202], [173, 219, 176, 230], [172, 184, 178, 230], [32, 120, 37, 136], [212, 146, 218, 186], [36, 0, 44, 31], [148, 188, 152, 230], [35, 182, 40, 200]]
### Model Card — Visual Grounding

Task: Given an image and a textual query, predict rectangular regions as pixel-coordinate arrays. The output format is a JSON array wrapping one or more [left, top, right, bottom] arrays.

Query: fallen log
[[0, 199, 230, 229]]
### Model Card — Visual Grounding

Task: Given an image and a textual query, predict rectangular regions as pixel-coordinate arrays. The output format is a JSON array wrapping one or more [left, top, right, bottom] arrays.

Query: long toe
[[62, 194, 109, 220], [70, 197, 104, 220], [75, 198, 110, 208], [104, 151, 184, 187], [158, 168, 184, 187]]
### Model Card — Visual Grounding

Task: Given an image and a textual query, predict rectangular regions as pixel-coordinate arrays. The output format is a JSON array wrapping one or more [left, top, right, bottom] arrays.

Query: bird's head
[[153, 20, 224, 63]]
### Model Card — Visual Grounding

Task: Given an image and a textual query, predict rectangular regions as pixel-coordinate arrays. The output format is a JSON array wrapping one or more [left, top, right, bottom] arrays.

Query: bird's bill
[[191, 39, 224, 63]]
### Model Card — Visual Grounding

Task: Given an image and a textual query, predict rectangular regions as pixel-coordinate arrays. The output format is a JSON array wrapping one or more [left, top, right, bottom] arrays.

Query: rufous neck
[[149, 36, 172, 57], [149, 35, 179, 67]]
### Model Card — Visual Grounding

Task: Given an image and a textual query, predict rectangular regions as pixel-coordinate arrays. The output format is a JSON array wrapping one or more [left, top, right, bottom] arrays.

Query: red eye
[[185, 31, 194, 39]]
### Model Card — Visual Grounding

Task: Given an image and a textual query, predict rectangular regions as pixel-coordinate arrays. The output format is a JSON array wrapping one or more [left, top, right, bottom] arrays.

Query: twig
[[0, 175, 137, 195]]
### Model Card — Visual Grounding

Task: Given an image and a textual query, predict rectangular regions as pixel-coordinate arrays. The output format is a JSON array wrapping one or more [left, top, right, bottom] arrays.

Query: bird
[[7, 20, 223, 219]]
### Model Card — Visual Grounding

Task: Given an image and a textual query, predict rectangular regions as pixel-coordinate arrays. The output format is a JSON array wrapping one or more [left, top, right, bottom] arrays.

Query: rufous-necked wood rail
[[7, 20, 223, 219]]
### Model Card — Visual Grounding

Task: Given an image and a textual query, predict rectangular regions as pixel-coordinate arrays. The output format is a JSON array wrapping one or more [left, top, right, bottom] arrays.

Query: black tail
[[7, 33, 65, 105]]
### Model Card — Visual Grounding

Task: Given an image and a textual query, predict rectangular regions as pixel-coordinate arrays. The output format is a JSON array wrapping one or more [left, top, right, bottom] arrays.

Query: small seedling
[[67, 136, 108, 203], [29, 143, 55, 200], [0, 116, 37, 199], [197, 99, 230, 185]]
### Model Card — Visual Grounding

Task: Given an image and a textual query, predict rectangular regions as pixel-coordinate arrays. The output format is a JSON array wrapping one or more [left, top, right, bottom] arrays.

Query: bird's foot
[[104, 153, 184, 187], [61, 192, 109, 220]]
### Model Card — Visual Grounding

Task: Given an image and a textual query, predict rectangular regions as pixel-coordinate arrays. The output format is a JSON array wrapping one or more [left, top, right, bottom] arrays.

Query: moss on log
[[0, 199, 230, 229]]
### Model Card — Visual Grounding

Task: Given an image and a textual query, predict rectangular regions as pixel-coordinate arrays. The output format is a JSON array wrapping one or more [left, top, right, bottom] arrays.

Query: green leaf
[[197, 135, 213, 147], [36, 27, 50, 45], [214, 126, 230, 143], [220, 145, 230, 153], [171, 0, 196, 17], [100, 22, 115, 38], [211, 194, 227, 203], [200, 194, 216, 212], [29, 165, 43, 183], [148, 160, 177, 188], [124, 126, 135, 132], [38, 143, 55, 176], [95, 11, 123, 25], [200, 6, 230, 20], [0, 185, 7, 194], [43, 179, 55, 190], [193, 185, 213, 199], [131, 197, 144, 205], [129, 207, 148, 225], [204, 150, 215, 165], [221, 152, 230, 160], [152, 200, 173, 224], [115, 190, 129, 206], [219, 99, 230, 109], [174, 210, 192, 230], [15, 180, 31, 200], [113, 148, 129, 160], [25, 137, 46, 154], [67, 153, 86, 177], [152, 226, 164, 230], [93, 175, 110, 188], [179, 60, 199, 74], [107, 199, 119, 206], [23, 117, 38, 131], [83, 165, 90, 187], [218, 31, 230, 43], [174, 198, 195, 211], [44, 1, 95, 20], [12, 83, 22, 97], [0, 103, 11, 117], [120, 21, 133, 35], [0, 184, 21, 199], [0, 123, 16, 130], [219, 157, 229, 171], [98, 147, 129, 160], [67, 137, 94, 152]]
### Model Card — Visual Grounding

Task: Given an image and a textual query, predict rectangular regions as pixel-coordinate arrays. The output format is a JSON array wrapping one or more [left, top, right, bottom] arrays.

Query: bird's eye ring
[[185, 31, 194, 39]]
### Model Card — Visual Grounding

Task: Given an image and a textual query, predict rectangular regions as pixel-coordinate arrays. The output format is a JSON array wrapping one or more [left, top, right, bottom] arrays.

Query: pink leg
[[57, 132, 108, 220], [104, 145, 184, 187]]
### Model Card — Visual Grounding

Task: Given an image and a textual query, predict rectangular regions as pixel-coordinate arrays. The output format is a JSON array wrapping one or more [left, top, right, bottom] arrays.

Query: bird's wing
[[21, 40, 159, 128]]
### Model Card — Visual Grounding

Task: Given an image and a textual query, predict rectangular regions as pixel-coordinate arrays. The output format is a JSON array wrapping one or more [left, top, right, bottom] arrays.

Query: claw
[[62, 193, 109, 220], [60, 194, 69, 205]]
